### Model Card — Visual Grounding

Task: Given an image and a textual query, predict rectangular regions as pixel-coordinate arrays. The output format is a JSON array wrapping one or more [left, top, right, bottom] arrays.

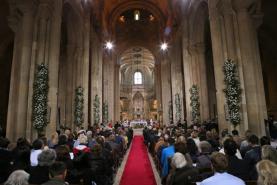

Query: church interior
[[1, 0, 277, 184], [1, 0, 277, 140]]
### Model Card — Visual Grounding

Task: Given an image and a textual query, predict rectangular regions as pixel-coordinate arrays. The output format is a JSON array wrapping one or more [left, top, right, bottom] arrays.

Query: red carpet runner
[[120, 135, 156, 185]]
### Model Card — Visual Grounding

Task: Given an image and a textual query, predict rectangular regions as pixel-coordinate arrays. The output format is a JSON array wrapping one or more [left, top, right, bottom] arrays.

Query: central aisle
[[120, 135, 157, 185]]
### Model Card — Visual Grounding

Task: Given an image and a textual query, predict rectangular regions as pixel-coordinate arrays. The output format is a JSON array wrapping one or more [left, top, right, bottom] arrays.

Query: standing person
[[244, 135, 262, 180], [224, 139, 250, 180], [200, 152, 245, 185]]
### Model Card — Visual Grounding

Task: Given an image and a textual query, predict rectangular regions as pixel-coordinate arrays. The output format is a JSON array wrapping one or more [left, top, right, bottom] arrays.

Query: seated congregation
[[0, 126, 133, 185], [143, 124, 277, 185]]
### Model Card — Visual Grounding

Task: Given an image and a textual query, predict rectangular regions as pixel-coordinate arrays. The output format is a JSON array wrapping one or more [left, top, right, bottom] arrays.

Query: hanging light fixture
[[160, 42, 168, 51], [134, 10, 140, 21]]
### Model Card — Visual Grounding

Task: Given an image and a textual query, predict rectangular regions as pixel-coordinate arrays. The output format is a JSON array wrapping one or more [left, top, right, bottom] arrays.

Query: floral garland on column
[[102, 101, 109, 124], [74, 86, 84, 126], [190, 85, 200, 123], [93, 95, 100, 125], [223, 59, 242, 127], [32, 64, 49, 132], [175, 93, 182, 123]]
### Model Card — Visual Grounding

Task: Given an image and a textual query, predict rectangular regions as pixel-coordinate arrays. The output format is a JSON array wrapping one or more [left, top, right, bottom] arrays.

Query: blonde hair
[[78, 134, 88, 144], [171, 152, 187, 169], [257, 160, 277, 185], [262, 145, 277, 164]]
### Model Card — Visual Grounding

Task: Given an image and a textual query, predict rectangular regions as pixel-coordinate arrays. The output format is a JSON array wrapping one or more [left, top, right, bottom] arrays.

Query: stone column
[[82, 9, 90, 129], [45, 0, 63, 137], [218, 0, 238, 59], [114, 64, 120, 121], [6, 0, 36, 141], [208, 0, 230, 132], [182, 35, 194, 124], [65, 44, 76, 128], [90, 31, 103, 125], [183, 43, 210, 123], [161, 56, 172, 125], [233, 0, 267, 136], [194, 43, 209, 121], [103, 53, 115, 123], [155, 64, 162, 110], [26, 0, 51, 139], [170, 41, 185, 123]]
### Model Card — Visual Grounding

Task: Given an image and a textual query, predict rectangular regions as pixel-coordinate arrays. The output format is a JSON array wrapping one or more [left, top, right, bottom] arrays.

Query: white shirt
[[219, 148, 242, 159], [200, 172, 245, 185], [30, 149, 42, 166]]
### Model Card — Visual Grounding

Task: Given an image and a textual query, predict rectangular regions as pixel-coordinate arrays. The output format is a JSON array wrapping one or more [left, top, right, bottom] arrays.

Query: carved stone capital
[[232, 0, 257, 12], [16, 0, 37, 14], [37, 0, 54, 20], [7, 0, 37, 32], [7, 12, 22, 32], [217, 0, 234, 16]]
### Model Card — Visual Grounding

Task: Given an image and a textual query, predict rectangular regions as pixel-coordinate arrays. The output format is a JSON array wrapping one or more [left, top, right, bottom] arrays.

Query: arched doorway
[[119, 47, 157, 121]]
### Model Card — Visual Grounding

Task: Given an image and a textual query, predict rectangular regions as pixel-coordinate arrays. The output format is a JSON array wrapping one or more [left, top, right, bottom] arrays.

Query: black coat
[[244, 146, 261, 180], [168, 166, 199, 185], [28, 166, 49, 184], [227, 155, 250, 180], [82, 155, 112, 185], [0, 149, 13, 183]]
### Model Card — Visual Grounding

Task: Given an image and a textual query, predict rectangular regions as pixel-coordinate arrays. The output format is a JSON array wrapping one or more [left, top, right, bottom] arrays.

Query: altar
[[130, 120, 148, 127]]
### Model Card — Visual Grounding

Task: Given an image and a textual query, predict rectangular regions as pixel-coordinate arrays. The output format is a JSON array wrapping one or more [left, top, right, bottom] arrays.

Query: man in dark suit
[[224, 139, 250, 180], [0, 137, 13, 183], [244, 135, 261, 180]]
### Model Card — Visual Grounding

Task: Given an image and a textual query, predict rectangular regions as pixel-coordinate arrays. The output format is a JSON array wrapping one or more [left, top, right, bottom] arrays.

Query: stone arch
[[189, 0, 209, 45], [108, 0, 166, 34], [63, 2, 83, 46]]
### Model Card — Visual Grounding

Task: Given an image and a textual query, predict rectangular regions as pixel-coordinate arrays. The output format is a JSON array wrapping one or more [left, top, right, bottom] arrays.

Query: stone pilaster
[[189, 43, 210, 121], [208, 0, 229, 132], [45, 0, 63, 137], [6, 0, 36, 141], [170, 40, 185, 123], [90, 31, 103, 125], [114, 64, 121, 121], [82, 9, 90, 129], [233, 0, 267, 135], [103, 53, 115, 123], [217, 0, 249, 134], [155, 64, 162, 108], [182, 34, 193, 124], [161, 56, 172, 125], [65, 44, 76, 128]]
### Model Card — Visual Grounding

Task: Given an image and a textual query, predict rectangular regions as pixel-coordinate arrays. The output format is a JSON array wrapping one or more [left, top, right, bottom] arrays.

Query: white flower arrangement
[[32, 64, 49, 131], [74, 87, 84, 126], [223, 59, 242, 127], [190, 85, 200, 123]]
